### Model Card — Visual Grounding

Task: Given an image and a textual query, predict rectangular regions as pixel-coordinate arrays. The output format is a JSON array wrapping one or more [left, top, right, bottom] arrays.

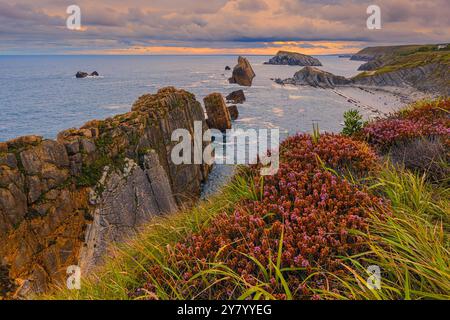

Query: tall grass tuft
[[315, 164, 450, 300]]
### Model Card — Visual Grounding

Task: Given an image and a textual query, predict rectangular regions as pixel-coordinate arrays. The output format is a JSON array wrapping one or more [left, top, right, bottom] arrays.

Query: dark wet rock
[[228, 56, 256, 87], [225, 66, 231, 71], [226, 90, 246, 104], [264, 51, 322, 66], [75, 71, 89, 78], [90, 71, 99, 76], [227, 105, 239, 120]]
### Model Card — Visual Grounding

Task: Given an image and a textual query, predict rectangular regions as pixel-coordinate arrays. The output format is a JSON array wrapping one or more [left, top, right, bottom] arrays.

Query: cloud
[[0, 0, 448, 54]]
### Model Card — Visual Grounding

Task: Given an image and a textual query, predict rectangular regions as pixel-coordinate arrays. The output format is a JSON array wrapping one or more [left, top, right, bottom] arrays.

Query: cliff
[[0, 87, 210, 298], [275, 45, 450, 95], [265, 51, 322, 66]]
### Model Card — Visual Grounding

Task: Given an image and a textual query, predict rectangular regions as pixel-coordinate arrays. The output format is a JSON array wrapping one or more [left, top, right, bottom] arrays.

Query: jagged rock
[[227, 105, 239, 120], [204, 93, 232, 131], [226, 90, 246, 104], [0, 87, 211, 298], [75, 71, 89, 78], [79, 154, 178, 272], [278, 66, 351, 89], [358, 59, 383, 71], [228, 56, 255, 87], [264, 51, 322, 66]]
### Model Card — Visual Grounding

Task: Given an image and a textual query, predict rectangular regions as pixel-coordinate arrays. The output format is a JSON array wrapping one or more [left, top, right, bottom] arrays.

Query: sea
[[0, 55, 367, 142], [0, 55, 369, 194]]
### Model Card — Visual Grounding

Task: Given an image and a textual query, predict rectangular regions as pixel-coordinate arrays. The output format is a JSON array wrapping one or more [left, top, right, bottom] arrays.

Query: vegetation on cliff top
[[46, 98, 449, 300]]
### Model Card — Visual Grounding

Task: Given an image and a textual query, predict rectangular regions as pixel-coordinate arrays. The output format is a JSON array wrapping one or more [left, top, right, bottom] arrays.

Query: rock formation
[[204, 93, 232, 132], [75, 71, 99, 78], [226, 90, 246, 104], [0, 87, 211, 298], [227, 105, 239, 121], [276, 66, 351, 89], [225, 66, 231, 71], [228, 56, 255, 87], [265, 51, 322, 66]]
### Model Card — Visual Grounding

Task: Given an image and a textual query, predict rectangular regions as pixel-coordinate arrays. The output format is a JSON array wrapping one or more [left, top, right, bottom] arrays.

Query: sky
[[0, 0, 449, 55]]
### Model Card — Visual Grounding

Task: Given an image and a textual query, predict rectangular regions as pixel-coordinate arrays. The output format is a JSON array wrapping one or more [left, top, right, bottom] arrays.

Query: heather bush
[[129, 135, 386, 300], [281, 133, 379, 177], [362, 98, 450, 151]]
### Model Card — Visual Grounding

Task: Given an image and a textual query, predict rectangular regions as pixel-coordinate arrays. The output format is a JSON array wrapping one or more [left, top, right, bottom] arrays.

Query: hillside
[[348, 44, 449, 95], [45, 98, 450, 300]]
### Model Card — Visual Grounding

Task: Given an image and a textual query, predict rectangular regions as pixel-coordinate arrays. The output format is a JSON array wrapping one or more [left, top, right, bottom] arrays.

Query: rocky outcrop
[[353, 63, 450, 96], [227, 106, 239, 121], [0, 87, 211, 298], [76, 71, 99, 78], [204, 93, 232, 132], [357, 59, 383, 71], [226, 90, 246, 104], [276, 66, 351, 89], [265, 51, 322, 66], [228, 56, 255, 87]]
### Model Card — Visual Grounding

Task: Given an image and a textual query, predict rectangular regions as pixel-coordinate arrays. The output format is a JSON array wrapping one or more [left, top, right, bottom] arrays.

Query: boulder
[[227, 105, 239, 120], [228, 56, 256, 87], [204, 93, 232, 131], [226, 90, 246, 104], [75, 71, 89, 78], [90, 71, 99, 76], [264, 51, 322, 66], [225, 66, 231, 71]]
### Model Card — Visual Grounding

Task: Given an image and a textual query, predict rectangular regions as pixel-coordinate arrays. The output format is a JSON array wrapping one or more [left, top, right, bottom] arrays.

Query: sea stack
[[204, 93, 232, 131], [228, 56, 256, 87], [265, 51, 322, 66]]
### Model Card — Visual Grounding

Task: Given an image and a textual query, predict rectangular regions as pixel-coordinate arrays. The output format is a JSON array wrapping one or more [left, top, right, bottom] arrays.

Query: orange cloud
[[76, 41, 363, 55]]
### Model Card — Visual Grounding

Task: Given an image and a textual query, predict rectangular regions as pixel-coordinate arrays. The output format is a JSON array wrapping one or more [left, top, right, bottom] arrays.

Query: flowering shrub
[[134, 134, 387, 300], [363, 118, 449, 150], [362, 98, 450, 150], [281, 133, 379, 176]]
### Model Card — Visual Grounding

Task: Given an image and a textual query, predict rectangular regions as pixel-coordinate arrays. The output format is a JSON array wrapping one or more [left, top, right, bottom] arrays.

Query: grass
[[314, 165, 450, 300]]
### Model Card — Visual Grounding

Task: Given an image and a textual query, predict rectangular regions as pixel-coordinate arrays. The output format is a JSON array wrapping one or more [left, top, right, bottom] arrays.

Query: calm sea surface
[[0, 55, 365, 142]]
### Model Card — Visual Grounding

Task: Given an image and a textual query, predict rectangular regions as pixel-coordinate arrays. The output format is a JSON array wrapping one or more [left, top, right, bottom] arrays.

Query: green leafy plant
[[342, 109, 366, 137]]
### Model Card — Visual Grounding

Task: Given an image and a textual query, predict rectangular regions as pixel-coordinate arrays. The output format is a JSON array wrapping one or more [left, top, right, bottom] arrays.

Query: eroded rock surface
[[0, 87, 210, 298], [228, 56, 255, 87], [204, 93, 232, 132]]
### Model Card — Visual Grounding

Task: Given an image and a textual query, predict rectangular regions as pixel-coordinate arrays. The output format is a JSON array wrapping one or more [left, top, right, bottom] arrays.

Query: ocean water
[[0, 55, 365, 142]]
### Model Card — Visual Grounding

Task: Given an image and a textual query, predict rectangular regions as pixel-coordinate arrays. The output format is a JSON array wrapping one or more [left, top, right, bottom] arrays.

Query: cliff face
[[0, 87, 210, 298], [353, 63, 450, 96], [265, 51, 322, 66]]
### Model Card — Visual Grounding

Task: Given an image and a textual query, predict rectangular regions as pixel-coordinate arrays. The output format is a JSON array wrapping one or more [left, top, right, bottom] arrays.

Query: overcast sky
[[0, 0, 449, 54]]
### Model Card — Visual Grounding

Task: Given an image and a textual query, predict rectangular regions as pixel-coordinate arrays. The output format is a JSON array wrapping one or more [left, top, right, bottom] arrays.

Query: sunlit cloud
[[0, 0, 448, 54]]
